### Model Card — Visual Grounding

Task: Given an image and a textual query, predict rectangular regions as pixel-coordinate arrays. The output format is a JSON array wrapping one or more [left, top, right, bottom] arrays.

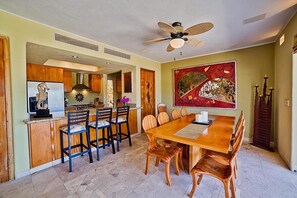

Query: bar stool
[[111, 106, 132, 151], [88, 108, 115, 161], [60, 110, 93, 172]]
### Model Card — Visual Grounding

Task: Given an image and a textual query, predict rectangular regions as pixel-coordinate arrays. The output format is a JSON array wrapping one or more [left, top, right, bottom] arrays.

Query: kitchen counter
[[23, 107, 142, 124]]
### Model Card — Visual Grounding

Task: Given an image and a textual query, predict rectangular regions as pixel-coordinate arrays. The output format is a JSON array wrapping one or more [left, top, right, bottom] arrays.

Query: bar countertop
[[23, 107, 142, 124]]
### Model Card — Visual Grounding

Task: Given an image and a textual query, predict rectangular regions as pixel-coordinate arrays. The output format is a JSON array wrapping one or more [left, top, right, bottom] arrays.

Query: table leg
[[189, 145, 203, 172]]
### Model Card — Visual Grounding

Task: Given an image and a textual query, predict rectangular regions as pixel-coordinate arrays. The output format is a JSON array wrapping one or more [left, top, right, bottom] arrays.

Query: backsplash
[[65, 90, 101, 105]]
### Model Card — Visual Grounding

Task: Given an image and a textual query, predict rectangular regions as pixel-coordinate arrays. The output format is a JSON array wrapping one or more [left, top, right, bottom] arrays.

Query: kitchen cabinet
[[63, 70, 72, 92], [89, 74, 101, 92], [27, 63, 63, 82], [27, 63, 46, 81], [116, 76, 122, 93], [28, 121, 53, 168], [45, 67, 64, 82]]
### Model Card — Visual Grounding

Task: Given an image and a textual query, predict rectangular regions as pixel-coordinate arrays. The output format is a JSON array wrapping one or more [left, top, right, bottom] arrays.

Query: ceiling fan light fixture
[[170, 38, 185, 49]]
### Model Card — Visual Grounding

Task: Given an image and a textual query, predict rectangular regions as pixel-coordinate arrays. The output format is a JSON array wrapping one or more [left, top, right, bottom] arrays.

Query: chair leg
[[234, 157, 238, 179], [230, 176, 236, 198], [116, 124, 120, 152], [109, 127, 115, 154], [145, 154, 150, 175], [79, 133, 83, 156], [179, 149, 184, 170], [189, 172, 197, 198], [119, 124, 122, 143], [197, 174, 203, 185], [96, 128, 100, 161], [174, 153, 180, 176], [86, 130, 93, 163], [102, 128, 105, 149], [60, 131, 64, 163], [126, 122, 132, 146], [165, 160, 172, 186], [155, 157, 160, 166], [223, 180, 230, 198], [68, 134, 72, 172]]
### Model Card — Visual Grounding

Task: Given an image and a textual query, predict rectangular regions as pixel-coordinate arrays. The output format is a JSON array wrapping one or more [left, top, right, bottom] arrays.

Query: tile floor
[[0, 134, 297, 198]]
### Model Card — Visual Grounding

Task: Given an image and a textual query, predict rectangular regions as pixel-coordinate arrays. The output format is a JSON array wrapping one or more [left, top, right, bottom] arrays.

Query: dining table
[[145, 114, 236, 172]]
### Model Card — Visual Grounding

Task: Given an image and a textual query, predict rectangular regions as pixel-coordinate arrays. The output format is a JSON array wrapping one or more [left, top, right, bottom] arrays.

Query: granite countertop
[[23, 107, 142, 124]]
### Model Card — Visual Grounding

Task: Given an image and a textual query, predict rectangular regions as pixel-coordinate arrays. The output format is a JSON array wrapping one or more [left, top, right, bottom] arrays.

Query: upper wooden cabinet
[[45, 67, 63, 82], [63, 70, 72, 92], [27, 63, 46, 81], [116, 76, 122, 93], [89, 74, 101, 92], [27, 63, 63, 82]]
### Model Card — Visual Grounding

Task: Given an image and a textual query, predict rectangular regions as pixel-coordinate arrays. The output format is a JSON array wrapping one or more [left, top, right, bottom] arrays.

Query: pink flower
[[119, 96, 129, 103]]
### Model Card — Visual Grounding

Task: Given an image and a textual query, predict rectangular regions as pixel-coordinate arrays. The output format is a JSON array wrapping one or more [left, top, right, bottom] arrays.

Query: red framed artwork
[[173, 61, 236, 109]]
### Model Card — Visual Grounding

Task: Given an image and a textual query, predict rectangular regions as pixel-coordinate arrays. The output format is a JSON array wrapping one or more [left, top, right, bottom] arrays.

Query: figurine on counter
[[36, 82, 49, 109]]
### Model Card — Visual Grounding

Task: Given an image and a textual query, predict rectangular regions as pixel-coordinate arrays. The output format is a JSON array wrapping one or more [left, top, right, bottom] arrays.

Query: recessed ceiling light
[[105, 62, 111, 64], [72, 55, 79, 59]]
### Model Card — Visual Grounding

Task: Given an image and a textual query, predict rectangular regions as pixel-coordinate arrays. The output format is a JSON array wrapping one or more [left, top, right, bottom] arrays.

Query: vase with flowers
[[119, 96, 129, 106]]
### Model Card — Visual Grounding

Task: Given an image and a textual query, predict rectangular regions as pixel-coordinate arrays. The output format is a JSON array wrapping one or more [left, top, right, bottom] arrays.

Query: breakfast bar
[[23, 107, 140, 170]]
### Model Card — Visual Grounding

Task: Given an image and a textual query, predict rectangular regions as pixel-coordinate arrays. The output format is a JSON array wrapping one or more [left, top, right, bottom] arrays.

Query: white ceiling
[[1, 0, 297, 63]]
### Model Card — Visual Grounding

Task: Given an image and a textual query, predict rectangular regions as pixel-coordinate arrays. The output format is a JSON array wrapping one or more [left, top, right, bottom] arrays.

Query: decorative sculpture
[[35, 82, 52, 118], [36, 82, 49, 109], [252, 75, 274, 151]]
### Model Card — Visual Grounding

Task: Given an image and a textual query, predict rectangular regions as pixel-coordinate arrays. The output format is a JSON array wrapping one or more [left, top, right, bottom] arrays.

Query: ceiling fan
[[144, 21, 214, 52]]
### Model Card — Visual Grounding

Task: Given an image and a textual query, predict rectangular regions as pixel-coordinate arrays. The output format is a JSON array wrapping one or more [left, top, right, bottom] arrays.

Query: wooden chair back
[[180, 107, 188, 117], [230, 119, 245, 163], [115, 106, 130, 123], [171, 109, 181, 120], [157, 112, 170, 126], [157, 103, 167, 114], [231, 111, 244, 145], [142, 115, 157, 131]]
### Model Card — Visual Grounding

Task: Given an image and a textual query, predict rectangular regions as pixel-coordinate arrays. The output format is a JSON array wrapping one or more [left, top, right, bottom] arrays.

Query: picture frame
[[173, 61, 237, 109]]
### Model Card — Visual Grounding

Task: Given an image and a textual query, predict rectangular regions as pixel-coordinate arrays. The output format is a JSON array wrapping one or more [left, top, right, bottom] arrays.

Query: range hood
[[72, 73, 90, 90]]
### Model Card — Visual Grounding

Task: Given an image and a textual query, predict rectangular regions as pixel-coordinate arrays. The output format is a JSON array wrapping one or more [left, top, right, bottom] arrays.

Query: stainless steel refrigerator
[[27, 81, 65, 117]]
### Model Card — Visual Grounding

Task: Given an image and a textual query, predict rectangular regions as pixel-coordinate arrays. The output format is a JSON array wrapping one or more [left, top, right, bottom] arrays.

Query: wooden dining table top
[[146, 114, 236, 154]]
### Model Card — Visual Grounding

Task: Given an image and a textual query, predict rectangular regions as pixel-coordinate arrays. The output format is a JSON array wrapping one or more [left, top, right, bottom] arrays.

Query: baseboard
[[15, 169, 31, 179]]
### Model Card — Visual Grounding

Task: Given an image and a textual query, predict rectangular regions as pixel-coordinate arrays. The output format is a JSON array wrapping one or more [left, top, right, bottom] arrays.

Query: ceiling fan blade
[[158, 22, 177, 34], [167, 44, 175, 52], [143, 37, 170, 44], [184, 22, 214, 36], [186, 38, 204, 47]]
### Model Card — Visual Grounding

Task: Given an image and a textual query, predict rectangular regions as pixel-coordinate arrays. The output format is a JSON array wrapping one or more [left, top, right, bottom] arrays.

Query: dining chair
[[157, 112, 185, 170], [157, 111, 170, 126], [88, 108, 115, 161], [189, 120, 245, 198], [60, 110, 93, 172], [142, 115, 180, 186], [180, 107, 189, 117], [171, 109, 181, 120], [110, 106, 132, 152], [157, 103, 167, 114], [205, 111, 244, 178]]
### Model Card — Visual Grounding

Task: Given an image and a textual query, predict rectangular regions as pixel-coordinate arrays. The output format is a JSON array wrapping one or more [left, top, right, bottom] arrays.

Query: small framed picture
[[124, 71, 132, 93]]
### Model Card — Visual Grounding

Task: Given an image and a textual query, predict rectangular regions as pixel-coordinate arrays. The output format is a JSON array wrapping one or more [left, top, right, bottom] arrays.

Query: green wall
[[0, 11, 161, 177], [274, 12, 297, 170], [161, 44, 275, 139]]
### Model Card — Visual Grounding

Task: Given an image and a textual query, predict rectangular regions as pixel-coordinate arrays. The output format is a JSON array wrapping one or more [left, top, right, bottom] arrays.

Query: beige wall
[[161, 44, 275, 139], [274, 12, 297, 170], [0, 11, 161, 177]]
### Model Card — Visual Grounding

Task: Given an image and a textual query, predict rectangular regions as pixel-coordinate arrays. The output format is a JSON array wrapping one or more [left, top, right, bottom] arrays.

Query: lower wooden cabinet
[[28, 122, 53, 167], [28, 109, 138, 168]]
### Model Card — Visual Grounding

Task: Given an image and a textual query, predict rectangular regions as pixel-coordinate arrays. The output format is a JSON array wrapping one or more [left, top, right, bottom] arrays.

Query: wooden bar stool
[[60, 110, 93, 172], [111, 106, 132, 151], [88, 108, 115, 161]]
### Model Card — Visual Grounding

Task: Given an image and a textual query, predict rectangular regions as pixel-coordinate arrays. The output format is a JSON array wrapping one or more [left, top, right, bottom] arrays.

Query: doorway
[[140, 68, 155, 128], [0, 36, 13, 182]]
